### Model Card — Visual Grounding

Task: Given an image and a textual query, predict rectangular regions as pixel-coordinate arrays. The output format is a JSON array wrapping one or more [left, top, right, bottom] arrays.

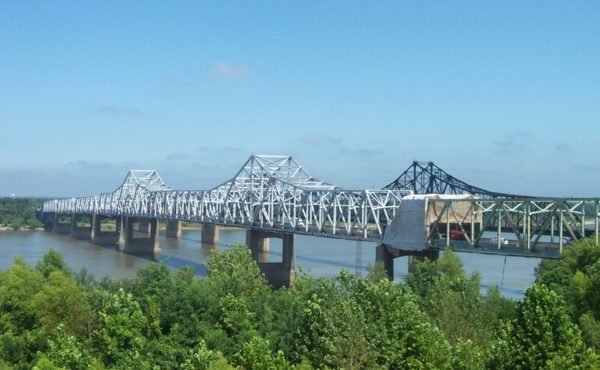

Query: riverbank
[[0, 226, 44, 232]]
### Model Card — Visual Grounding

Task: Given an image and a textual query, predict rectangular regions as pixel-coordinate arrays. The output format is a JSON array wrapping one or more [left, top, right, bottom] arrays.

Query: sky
[[1, 1, 599, 197]]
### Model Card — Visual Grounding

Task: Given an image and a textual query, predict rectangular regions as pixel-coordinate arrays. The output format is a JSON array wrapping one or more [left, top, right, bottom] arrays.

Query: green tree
[[212, 293, 258, 357], [235, 336, 289, 370], [92, 289, 150, 368], [339, 272, 453, 369], [296, 292, 337, 368], [32, 271, 92, 336], [579, 312, 600, 353], [451, 339, 483, 370], [35, 249, 72, 278], [406, 249, 514, 351], [180, 341, 216, 370], [205, 244, 269, 298], [487, 285, 597, 369], [0, 197, 44, 229], [0, 258, 46, 368], [365, 261, 388, 282], [32, 325, 98, 370]]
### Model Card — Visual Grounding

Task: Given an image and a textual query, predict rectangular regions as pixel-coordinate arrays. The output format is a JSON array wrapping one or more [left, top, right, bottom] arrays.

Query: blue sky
[[1, 1, 599, 197]]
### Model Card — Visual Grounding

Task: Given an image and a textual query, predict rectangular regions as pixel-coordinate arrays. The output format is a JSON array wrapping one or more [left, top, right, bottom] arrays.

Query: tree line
[[0, 240, 598, 369], [0, 198, 44, 229]]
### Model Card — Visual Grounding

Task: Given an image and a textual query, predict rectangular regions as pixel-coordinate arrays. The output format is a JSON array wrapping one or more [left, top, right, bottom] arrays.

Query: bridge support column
[[41, 212, 54, 231], [376, 245, 395, 280], [52, 214, 72, 234], [166, 220, 182, 238], [91, 215, 125, 247], [376, 245, 439, 280], [201, 224, 219, 245], [246, 230, 295, 288], [246, 230, 270, 263], [70, 214, 93, 239], [123, 217, 160, 256], [137, 220, 150, 236]]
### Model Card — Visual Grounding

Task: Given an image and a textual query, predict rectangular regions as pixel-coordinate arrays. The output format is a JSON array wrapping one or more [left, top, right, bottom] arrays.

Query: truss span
[[383, 161, 529, 198], [43, 155, 412, 241]]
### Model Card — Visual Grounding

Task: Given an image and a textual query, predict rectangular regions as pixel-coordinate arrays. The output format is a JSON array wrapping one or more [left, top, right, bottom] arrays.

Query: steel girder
[[384, 161, 528, 199]]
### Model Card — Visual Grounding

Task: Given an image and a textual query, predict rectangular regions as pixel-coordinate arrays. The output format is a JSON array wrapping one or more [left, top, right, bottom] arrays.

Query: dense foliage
[[0, 241, 598, 369], [0, 198, 44, 229], [536, 238, 600, 355]]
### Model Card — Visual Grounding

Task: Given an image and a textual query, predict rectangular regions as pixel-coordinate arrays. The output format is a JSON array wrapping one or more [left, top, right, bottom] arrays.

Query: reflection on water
[[0, 229, 539, 299]]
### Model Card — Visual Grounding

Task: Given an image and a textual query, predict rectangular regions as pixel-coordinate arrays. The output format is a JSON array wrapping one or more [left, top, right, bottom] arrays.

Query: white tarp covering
[[383, 198, 428, 251], [401, 194, 475, 201]]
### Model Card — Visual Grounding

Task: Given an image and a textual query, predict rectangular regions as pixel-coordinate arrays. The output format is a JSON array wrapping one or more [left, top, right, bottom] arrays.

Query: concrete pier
[[52, 214, 72, 234], [137, 220, 150, 235], [376, 244, 439, 280], [123, 217, 160, 256], [201, 224, 219, 244], [41, 212, 54, 231], [166, 220, 182, 238], [70, 214, 93, 239], [246, 229, 295, 288], [246, 230, 270, 263], [91, 215, 125, 247]]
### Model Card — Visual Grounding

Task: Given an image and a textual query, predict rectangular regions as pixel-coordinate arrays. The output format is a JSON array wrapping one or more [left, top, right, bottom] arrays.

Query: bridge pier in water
[[52, 213, 72, 234], [91, 215, 125, 247], [137, 220, 151, 236], [123, 217, 160, 256], [246, 229, 295, 288], [202, 224, 219, 244], [70, 214, 93, 239], [166, 220, 181, 238], [376, 244, 439, 280], [246, 230, 270, 263], [40, 212, 54, 231]]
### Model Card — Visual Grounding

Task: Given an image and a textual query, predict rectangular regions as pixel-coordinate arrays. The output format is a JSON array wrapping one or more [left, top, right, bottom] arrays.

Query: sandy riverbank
[[0, 226, 45, 232]]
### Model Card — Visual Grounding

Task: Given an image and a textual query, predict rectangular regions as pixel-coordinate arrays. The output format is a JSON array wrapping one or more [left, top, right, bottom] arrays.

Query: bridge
[[384, 161, 529, 198], [39, 155, 600, 285]]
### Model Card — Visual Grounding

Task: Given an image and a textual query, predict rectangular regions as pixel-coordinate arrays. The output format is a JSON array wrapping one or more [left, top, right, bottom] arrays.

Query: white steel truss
[[42, 155, 411, 241]]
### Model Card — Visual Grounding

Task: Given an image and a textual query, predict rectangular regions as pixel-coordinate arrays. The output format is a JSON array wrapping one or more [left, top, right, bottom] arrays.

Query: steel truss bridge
[[43, 155, 410, 241], [384, 161, 529, 198], [424, 197, 599, 257], [42, 155, 600, 259]]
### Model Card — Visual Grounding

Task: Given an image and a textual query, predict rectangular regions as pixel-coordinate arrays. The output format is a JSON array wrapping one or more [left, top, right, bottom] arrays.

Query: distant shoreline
[[0, 226, 45, 232]]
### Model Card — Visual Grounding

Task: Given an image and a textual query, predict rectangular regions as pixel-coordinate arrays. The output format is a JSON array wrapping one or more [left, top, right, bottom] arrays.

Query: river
[[0, 229, 540, 299]]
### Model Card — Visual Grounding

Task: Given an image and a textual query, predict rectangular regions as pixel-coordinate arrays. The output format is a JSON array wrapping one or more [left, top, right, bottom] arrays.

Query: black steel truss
[[383, 161, 529, 199]]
